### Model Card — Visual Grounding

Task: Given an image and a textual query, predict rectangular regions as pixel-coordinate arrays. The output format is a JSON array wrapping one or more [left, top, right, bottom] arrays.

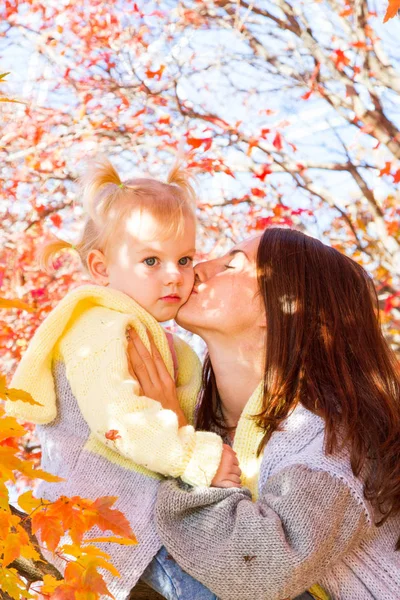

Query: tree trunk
[[129, 581, 164, 599]]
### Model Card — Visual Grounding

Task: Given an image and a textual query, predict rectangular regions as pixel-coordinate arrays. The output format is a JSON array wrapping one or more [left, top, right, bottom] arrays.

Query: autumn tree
[[0, 0, 400, 596]]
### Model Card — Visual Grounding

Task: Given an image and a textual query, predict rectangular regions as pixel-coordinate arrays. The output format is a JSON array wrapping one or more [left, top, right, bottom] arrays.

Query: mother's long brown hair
[[197, 227, 400, 545]]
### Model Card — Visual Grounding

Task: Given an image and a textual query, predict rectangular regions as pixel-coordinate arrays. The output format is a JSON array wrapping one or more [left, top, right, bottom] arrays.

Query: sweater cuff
[[181, 431, 223, 487]]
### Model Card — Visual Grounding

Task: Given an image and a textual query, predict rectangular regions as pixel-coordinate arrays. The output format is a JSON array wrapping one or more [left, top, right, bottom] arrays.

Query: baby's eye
[[178, 256, 193, 267], [143, 257, 158, 267]]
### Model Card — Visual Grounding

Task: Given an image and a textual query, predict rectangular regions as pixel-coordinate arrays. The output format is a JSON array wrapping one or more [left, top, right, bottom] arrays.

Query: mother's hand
[[126, 328, 188, 428]]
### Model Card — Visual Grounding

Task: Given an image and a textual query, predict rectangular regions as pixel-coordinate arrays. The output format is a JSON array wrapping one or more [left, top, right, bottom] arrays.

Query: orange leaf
[[81, 564, 114, 596], [0, 417, 27, 442], [383, 0, 400, 22], [92, 496, 135, 538], [0, 298, 35, 312], [32, 513, 64, 551], [2, 533, 21, 567], [379, 162, 392, 177], [351, 41, 368, 50], [145, 65, 165, 79]]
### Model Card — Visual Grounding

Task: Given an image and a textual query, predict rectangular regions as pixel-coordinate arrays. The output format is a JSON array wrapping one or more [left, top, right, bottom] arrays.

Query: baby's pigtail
[[79, 156, 123, 222], [167, 162, 197, 210], [39, 238, 79, 273]]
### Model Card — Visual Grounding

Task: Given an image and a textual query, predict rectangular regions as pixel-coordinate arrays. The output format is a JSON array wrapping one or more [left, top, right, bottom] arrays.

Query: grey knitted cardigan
[[156, 404, 400, 599]]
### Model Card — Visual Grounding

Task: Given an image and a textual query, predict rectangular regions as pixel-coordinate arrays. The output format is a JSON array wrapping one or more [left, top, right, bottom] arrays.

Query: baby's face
[[106, 209, 196, 322]]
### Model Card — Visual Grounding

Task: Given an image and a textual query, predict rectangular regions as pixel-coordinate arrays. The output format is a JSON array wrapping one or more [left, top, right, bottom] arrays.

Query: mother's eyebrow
[[228, 249, 249, 260]]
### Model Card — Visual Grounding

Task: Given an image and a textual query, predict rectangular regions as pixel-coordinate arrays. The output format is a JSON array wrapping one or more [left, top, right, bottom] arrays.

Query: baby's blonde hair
[[41, 156, 197, 271]]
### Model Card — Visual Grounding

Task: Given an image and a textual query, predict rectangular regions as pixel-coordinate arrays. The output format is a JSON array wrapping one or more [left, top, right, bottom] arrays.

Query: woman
[[128, 228, 400, 599]]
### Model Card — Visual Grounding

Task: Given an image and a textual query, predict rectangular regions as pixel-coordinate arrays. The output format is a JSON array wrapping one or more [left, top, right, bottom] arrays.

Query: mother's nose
[[194, 258, 218, 282]]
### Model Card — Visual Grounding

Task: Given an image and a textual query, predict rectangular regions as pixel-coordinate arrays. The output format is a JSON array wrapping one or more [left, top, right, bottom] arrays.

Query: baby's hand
[[211, 444, 242, 488]]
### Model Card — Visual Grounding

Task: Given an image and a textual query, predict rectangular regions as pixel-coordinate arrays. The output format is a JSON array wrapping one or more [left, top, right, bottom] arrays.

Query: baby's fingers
[[217, 477, 242, 488], [229, 465, 242, 478]]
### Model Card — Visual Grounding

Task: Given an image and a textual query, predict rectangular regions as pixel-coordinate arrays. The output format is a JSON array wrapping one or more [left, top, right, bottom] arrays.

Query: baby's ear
[[87, 249, 109, 286]]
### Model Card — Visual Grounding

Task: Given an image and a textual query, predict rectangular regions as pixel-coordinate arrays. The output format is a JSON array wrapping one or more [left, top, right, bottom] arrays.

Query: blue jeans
[[141, 547, 318, 600], [141, 546, 218, 599]]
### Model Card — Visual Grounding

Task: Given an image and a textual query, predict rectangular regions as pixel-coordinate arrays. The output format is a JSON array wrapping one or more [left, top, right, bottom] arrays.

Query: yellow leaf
[[41, 574, 63, 594], [0, 417, 27, 442], [4, 387, 42, 405], [61, 543, 110, 559], [0, 567, 34, 599], [83, 556, 120, 577], [17, 490, 43, 514], [89, 535, 138, 545], [0, 97, 24, 103], [20, 542, 41, 562], [0, 298, 35, 312], [21, 464, 65, 483]]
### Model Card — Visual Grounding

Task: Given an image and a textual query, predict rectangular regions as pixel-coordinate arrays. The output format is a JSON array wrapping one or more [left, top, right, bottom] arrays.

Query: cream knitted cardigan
[[6, 285, 222, 485]]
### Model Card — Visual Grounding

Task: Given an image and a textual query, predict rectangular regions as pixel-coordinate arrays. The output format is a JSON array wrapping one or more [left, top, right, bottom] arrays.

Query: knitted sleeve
[[58, 308, 222, 487], [156, 465, 370, 600]]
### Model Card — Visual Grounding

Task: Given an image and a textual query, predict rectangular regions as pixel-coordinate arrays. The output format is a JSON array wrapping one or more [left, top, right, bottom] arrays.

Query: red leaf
[[187, 136, 212, 151], [301, 90, 313, 101], [254, 217, 273, 230], [158, 114, 171, 125], [255, 166, 273, 181], [132, 108, 146, 118], [272, 132, 283, 151], [332, 49, 350, 70], [251, 188, 266, 198], [393, 169, 400, 184], [50, 214, 62, 229], [105, 430, 121, 441]]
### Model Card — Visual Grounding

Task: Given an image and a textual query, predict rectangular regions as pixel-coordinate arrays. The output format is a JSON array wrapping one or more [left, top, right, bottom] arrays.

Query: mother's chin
[[175, 290, 200, 333]]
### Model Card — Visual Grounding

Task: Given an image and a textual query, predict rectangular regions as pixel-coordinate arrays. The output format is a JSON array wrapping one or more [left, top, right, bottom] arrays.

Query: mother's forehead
[[229, 234, 262, 255]]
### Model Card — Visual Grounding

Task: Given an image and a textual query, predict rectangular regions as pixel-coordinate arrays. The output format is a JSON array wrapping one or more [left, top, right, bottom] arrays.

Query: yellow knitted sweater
[[6, 285, 223, 487]]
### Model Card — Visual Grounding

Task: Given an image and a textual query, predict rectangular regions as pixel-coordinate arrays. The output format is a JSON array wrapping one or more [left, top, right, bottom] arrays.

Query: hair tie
[[71, 244, 77, 251], [118, 182, 124, 189]]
